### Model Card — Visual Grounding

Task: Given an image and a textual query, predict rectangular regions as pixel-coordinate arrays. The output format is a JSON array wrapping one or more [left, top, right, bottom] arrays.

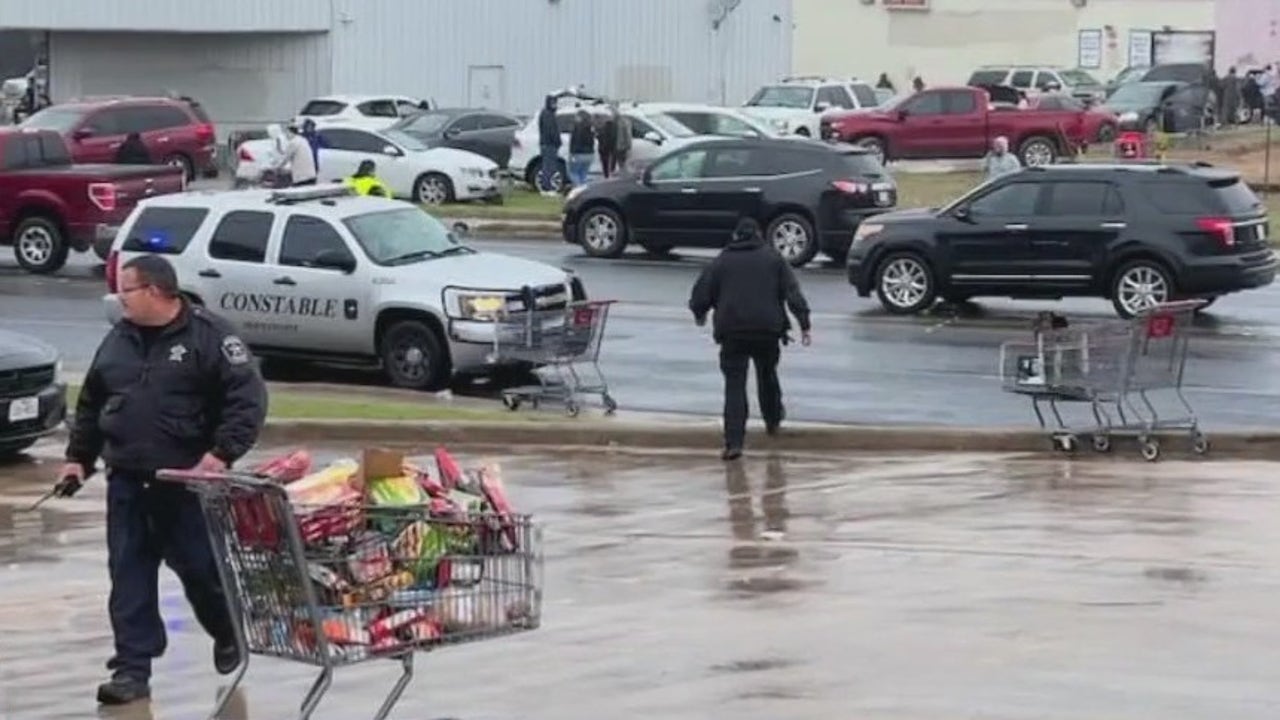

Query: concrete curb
[[245, 419, 1280, 460], [444, 217, 560, 238]]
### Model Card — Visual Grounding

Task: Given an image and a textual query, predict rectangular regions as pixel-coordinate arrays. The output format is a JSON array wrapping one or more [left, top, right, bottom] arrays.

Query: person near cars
[[57, 254, 268, 706], [688, 217, 812, 461], [912, 76, 926, 92], [613, 104, 633, 175], [113, 132, 152, 165], [301, 118, 325, 168], [537, 93, 562, 195], [982, 136, 1021, 181], [283, 122, 318, 186], [876, 72, 895, 93], [568, 109, 595, 187], [597, 112, 617, 178], [1220, 67, 1241, 126], [344, 159, 390, 197]]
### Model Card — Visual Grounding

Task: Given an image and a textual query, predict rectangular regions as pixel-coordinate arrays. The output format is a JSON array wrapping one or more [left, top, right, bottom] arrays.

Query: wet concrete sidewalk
[[2, 444, 1279, 719]]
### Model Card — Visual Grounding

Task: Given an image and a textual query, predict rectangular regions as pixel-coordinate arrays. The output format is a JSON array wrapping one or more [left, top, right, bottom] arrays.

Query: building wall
[[326, 0, 793, 115], [1215, 0, 1280, 72], [47, 32, 331, 134], [793, 0, 1213, 90], [0, 0, 329, 32]]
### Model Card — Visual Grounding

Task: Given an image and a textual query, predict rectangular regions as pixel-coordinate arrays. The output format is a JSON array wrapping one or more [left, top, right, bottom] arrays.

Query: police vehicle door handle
[[743, 187, 762, 193], [680, 187, 698, 194], [197, 269, 221, 278], [274, 276, 297, 286], [1100, 222, 1127, 229]]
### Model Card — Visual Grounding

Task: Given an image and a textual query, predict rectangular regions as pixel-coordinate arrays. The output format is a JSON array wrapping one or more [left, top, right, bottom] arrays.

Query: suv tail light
[[105, 250, 120, 293], [88, 182, 117, 212], [1196, 216, 1235, 248], [195, 122, 216, 145], [832, 180, 870, 194]]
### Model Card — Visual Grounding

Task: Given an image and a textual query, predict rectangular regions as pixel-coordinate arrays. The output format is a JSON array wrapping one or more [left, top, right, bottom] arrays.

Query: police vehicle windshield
[[343, 207, 473, 266]]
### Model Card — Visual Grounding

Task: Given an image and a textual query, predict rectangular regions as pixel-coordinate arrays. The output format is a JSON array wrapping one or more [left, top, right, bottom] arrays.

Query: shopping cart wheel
[[1140, 439, 1161, 462], [602, 393, 618, 415], [1053, 434, 1078, 453], [1191, 433, 1210, 455], [565, 400, 580, 417], [502, 394, 521, 411], [1091, 435, 1111, 453]]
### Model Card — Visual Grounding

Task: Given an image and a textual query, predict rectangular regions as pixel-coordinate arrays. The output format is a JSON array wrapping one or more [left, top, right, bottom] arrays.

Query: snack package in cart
[[251, 449, 313, 483]]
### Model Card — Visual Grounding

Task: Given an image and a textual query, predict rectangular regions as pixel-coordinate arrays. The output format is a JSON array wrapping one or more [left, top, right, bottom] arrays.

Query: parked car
[[821, 86, 1088, 166], [102, 185, 586, 390], [968, 66, 1107, 106], [294, 95, 434, 132], [1100, 80, 1215, 134], [641, 103, 779, 139], [741, 76, 880, 137], [510, 104, 703, 191], [21, 95, 217, 180], [845, 163, 1276, 318], [874, 88, 897, 106], [561, 137, 896, 266], [1027, 93, 1119, 142], [0, 127, 185, 273], [1141, 64, 1218, 116], [0, 329, 66, 461], [385, 107, 521, 169], [1106, 65, 1150, 98], [235, 124, 498, 204]]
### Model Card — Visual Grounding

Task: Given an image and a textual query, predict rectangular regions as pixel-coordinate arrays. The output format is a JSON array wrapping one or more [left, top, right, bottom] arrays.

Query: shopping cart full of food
[[997, 300, 1209, 461], [155, 469, 543, 720], [490, 298, 618, 417]]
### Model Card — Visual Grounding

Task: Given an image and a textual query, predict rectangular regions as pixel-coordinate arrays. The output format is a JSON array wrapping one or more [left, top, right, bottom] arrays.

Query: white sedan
[[235, 125, 498, 204]]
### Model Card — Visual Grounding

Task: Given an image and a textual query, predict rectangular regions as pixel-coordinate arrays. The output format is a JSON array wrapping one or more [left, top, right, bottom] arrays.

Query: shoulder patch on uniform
[[220, 336, 250, 366]]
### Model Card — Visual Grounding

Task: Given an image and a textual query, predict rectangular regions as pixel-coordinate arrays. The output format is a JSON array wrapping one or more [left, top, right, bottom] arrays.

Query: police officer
[[344, 159, 391, 197], [689, 217, 811, 461], [58, 254, 268, 705]]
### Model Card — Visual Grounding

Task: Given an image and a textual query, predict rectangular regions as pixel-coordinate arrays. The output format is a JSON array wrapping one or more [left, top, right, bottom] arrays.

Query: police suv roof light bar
[[266, 185, 356, 204]]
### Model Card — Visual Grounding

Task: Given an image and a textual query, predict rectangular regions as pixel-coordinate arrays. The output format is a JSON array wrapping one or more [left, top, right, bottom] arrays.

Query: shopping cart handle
[[155, 468, 276, 488]]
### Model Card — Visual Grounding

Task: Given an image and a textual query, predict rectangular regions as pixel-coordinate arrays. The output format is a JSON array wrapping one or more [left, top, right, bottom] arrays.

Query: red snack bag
[[252, 449, 313, 483], [477, 463, 519, 551], [434, 447, 463, 491], [347, 532, 393, 585], [368, 608, 431, 640]]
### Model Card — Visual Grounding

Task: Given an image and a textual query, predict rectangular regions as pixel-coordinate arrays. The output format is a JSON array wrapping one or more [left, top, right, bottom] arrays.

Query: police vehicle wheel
[[379, 320, 447, 391], [767, 213, 817, 267], [415, 173, 454, 205], [12, 216, 69, 274], [578, 206, 628, 258]]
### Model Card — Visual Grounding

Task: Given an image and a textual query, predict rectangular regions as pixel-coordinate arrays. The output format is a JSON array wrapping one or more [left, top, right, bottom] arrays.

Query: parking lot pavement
[[2, 443, 1279, 719]]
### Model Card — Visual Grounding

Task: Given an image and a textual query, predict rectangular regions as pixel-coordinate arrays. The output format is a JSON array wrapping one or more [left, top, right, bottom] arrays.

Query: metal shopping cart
[[155, 469, 543, 720], [997, 300, 1209, 461], [490, 298, 618, 417]]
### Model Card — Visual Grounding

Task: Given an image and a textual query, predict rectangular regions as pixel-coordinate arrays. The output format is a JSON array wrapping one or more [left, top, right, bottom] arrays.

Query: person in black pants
[[689, 218, 812, 460]]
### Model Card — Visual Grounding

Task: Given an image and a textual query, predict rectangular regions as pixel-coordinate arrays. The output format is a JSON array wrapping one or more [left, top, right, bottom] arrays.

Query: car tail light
[[105, 250, 120, 293], [1196, 216, 1235, 248], [195, 122, 215, 144], [88, 182, 117, 212], [832, 180, 870, 194]]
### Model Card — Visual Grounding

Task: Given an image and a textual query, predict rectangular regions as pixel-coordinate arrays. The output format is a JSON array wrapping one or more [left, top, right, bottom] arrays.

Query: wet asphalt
[[1, 443, 1279, 718], [5, 237, 1280, 429]]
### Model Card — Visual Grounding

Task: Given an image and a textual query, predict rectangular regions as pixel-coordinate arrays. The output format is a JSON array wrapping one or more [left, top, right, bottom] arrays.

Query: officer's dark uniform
[[66, 302, 267, 690], [689, 220, 811, 455]]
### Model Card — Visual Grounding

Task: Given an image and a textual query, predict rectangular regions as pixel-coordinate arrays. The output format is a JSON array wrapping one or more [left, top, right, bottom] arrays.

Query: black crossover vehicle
[[0, 329, 67, 459], [561, 137, 896, 266], [387, 107, 522, 168], [846, 163, 1277, 318]]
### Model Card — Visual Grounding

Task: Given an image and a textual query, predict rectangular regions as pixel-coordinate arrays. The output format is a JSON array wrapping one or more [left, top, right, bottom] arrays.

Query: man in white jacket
[[282, 123, 318, 186]]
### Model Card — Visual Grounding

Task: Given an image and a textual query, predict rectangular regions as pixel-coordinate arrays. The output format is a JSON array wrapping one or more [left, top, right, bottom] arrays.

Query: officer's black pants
[[106, 470, 234, 682], [719, 335, 783, 450]]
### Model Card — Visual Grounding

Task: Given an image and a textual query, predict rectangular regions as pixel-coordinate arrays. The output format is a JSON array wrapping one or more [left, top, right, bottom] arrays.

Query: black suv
[[846, 163, 1277, 318], [561, 137, 896, 266]]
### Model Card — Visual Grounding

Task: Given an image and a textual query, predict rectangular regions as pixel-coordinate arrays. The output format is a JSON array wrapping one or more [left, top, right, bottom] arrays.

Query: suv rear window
[[121, 207, 208, 254], [850, 83, 878, 107], [840, 151, 885, 175], [300, 100, 346, 116], [1140, 178, 1263, 215], [968, 70, 1008, 86], [181, 99, 211, 123]]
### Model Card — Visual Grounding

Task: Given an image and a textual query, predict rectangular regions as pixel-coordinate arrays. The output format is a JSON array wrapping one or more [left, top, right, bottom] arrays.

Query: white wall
[[793, 0, 1213, 89], [1, 0, 329, 32]]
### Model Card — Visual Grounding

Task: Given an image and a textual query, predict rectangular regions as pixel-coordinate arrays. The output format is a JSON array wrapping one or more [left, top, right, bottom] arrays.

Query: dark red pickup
[[0, 127, 185, 274], [820, 86, 1090, 167]]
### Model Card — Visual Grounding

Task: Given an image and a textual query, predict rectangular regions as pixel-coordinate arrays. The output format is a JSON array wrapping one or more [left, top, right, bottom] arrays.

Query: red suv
[[20, 96, 217, 181]]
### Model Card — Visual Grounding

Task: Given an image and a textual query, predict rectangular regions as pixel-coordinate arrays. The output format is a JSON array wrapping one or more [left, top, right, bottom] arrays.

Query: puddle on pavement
[[3, 444, 1280, 718]]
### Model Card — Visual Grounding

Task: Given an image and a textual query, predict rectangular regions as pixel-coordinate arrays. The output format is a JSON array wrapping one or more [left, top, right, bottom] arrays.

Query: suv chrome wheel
[[767, 213, 817, 266], [582, 212, 618, 251], [875, 253, 936, 314], [1112, 262, 1171, 318]]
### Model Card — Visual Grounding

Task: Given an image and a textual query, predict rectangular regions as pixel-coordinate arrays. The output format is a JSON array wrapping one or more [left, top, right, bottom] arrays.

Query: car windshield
[[746, 86, 814, 109], [1107, 83, 1167, 106], [21, 107, 83, 132], [401, 112, 452, 134], [643, 112, 695, 137], [1061, 69, 1099, 86], [343, 207, 470, 265], [382, 129, 428, 151]]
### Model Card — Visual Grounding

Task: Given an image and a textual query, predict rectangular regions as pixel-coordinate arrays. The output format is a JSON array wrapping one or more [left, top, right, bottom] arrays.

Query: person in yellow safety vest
[[344, 160, 391, 197]]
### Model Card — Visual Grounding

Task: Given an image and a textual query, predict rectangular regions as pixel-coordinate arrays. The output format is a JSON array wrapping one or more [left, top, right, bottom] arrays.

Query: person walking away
[[982, 136, 1021, 180], [283, 123, 318, 186], [344, 159, 391, 197], [56, 254, 268, 706], [689, 218, 812, 461], [1221, 67, 1241, 127], [597, 112, 617, 178], [537, 93, 562, 195], [114, 133, 151, 165], [912, 76, 925, 92], [876, 72, 895, 93], [568, 109, 595, 188], [301, 118, 325, 169], [614, 106, 633, 175]]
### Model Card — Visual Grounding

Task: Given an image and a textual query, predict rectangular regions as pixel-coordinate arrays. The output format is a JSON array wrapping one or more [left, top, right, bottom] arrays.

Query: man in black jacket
[[57, 254, 268, 706], [537, 93, 563, 194], [689, 218, 812, 460]]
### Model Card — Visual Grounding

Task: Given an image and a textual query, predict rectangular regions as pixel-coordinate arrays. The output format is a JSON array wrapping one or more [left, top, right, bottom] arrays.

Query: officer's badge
[[168, 343, 188, 363], [221, 336, 250, 366]]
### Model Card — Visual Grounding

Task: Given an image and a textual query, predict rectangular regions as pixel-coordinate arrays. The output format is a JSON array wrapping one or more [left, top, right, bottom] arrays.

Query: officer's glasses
[[116, 284, 152, 296]]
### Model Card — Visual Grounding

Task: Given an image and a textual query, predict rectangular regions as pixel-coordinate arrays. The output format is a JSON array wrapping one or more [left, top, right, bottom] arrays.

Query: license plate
[[7, 396, 38, 423], [1257, 225, 1268, 241], [877, 191, 890, 205]]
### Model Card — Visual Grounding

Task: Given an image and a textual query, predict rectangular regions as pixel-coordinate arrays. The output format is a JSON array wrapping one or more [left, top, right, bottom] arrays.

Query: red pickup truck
[[0, 127, 185, 274], [820, 86, 1090, 167]]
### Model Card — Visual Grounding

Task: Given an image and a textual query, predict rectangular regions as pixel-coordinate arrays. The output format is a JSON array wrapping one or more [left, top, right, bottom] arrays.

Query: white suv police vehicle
[[102, 185, 584, 390]]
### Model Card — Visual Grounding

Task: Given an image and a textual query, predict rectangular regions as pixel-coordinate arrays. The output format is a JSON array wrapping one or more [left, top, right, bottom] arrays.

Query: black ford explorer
[[0, 330, 67, 459]]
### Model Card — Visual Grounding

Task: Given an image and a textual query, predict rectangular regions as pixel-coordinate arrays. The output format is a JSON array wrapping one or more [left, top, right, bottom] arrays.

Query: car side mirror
[[313, 249, 356, 273], [643, 131, 662, 144], [382, 144, 402, 157], [443, 127, 460, 139], [953, 205, 972, 221], [641, 168, 654, 186], [73, 127, 95, 140]]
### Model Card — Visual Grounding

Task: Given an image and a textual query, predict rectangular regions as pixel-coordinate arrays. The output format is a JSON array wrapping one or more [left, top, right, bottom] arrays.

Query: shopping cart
[[156, 469, 543, 720], [997, 300, 1209, 461], [490, 298, 618, 417]]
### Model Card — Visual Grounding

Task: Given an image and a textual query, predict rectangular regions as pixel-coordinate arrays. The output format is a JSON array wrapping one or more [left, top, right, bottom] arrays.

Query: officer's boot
[[96, 674, 151, 705]]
